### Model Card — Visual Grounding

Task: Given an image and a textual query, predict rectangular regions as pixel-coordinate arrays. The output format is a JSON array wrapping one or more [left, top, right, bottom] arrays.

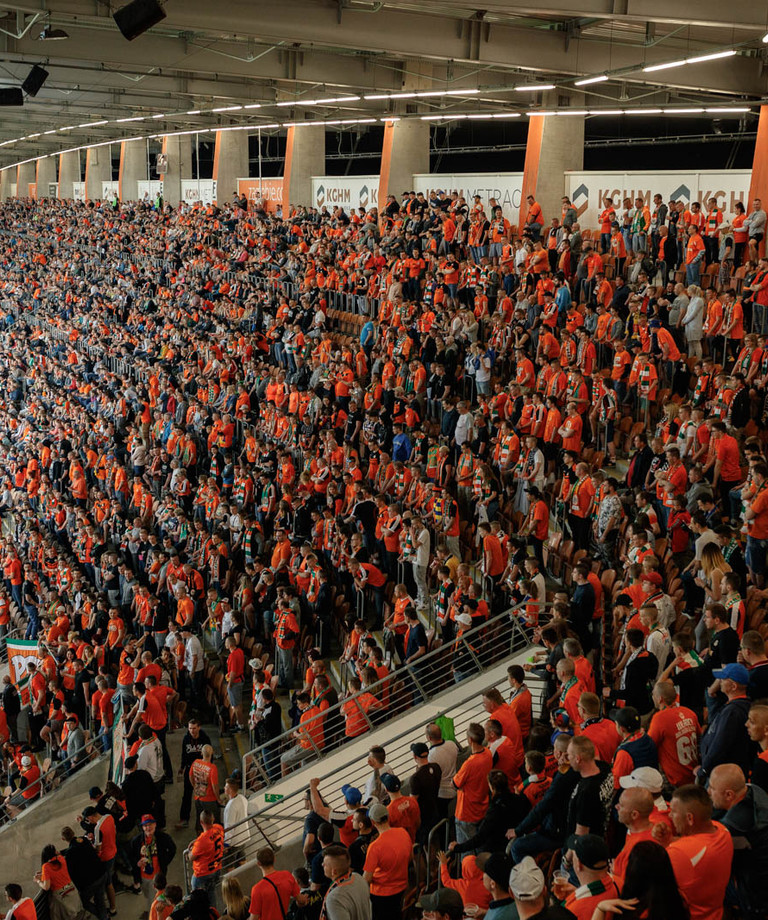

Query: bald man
[[746, 704, 768, 794], [612, 787, 655, 882], [708, 764, 768, 920]]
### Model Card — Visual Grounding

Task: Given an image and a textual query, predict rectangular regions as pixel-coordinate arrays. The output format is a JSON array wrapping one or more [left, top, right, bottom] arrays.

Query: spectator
[[708, 763, 768, 920], [130, 815, 176, 908], [699, 663, 754, 782], [188, 810, 225, 909], [652, 784, 733, 920], [362, 803, 411, 920], [320, 846, 371, 920], [453, 723, 494, 844], [247, 847, 304, 920]]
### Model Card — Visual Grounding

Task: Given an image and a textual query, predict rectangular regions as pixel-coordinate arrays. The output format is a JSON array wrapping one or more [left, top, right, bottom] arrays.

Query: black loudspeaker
[[0, 88, 23, 106], [113, 0, 166, 41], [22, 65, 49, 97]]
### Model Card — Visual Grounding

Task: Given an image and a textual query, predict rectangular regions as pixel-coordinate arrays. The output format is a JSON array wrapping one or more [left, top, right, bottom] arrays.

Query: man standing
[[653, 784, 733, 920], [222, 775, 250, 869], [321, 846, 371, 920], [188, 810, 224, 909], [699, 663, 753, 783], [708, 763, 768, 920], [612, 787, 656, 881], [453, 723, 493, 845], [176, 719, 211, 830], [248, 847, 303, 920], [362, 804, 412, 920], [130, 815, 176, 912], [648, 680, 701, 788]]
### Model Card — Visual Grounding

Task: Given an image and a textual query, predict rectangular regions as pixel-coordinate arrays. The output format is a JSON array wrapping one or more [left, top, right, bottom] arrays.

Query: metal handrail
[[0, 737, 107, 829], [218, 644, 546, 871], [242, 600, 536, 793]]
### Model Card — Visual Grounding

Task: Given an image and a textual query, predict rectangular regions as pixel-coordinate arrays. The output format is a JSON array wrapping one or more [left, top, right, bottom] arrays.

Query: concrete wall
[[0, 757, 109, 892]]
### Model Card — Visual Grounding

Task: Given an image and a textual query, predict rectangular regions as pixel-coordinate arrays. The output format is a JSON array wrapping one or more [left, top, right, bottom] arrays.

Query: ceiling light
[[705, 106, 750, 113], [320, 96, 360, 103], [363, 94, 390, 100], [38, 24, 69, 40], [574, 75, 609, 86], [763, 33, 768, 43], [186, 109, 201, 115], [152, 113, 167, 119], [117, 116, 145, 122], [556, 110, 589, 116], [44, 129, 56, 135], [624, 108, 663, 114], [77, 121, 108, 128], [643, 60, 687, 72], [685, 50, 737, 64], [387, 92, 418, 99], [211, 105, 243, 112], [444, 88, 480, 95], [527, 110, 557, 116], [492, 113, 522, 118], [380, 117, 400, 122], [420, 114, 467, 120], [516, 84, 556, 92], [276, 101, 295, 107], [243, 104, 262, 110], [662, 107, 704, 113]]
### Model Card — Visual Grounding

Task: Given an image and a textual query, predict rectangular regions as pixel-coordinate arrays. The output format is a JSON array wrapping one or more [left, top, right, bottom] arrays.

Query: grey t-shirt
[[429, 739, 460, 800], [324, 872, 372, 920]]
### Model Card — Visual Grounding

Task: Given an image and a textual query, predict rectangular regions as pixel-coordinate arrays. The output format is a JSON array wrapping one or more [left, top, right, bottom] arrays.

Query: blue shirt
[[360, 321, 374, 345]]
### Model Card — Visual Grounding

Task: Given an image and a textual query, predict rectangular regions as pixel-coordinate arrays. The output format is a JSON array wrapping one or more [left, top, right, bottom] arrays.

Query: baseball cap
[[341, 784, 362, 806], [509, 856, 545, 901], [619, 766, 664, 794], [248, 658, 261, 669], [611, 706, 641, 732], [411, 742, 429, 757], [21, 755, 32, 767], [455, 612, 472, 627], [381, 773, 401, 793], [419, 889, 463, 918], [641, 571, 662, 586], [712, 662, 750, 684], [140, 814, 157, 825], [368, 803, 389, 823], [566, 834, 609, 870], [478, 852, 513, 889]]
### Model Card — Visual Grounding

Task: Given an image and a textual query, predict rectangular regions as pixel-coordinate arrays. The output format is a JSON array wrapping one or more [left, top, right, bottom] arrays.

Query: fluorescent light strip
[[515, 84, 555, 92], [243, 104, 262, 110], [685, 50, 737, 65], [574, 75, 609, 86], [643, 60, 687, 73], [211, 105, 243, 112], [706, 107, 750, 113], [77, 120, 108, 128], [556, 110, 589, 116], [662, 107, 704, 113], [624, 108, 663, 114], [152, 113, 167, 119], [117, 116, 146, 123], [644, 48, 736, 73], [186, 110, 201, 115]]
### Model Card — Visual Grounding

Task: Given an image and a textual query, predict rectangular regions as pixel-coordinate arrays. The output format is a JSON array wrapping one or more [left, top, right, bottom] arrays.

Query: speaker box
[[113, 0, 166, 41], [0, 88, 23, 106], [22, 65, 49, 97]]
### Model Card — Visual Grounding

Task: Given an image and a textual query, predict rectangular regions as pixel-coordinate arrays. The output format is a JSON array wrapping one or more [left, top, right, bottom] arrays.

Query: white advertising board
[[137, 180, 164, 201], [101, 181, 120, 201], [180, 179, 217, 206], [310, 176, 378, 211], [72, 182, 85, 202], [566, 169, 752, 230], [413, 172, 524, 216]]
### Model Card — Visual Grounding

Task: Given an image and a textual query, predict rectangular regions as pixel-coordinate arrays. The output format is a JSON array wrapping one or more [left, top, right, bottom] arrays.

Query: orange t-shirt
[[363, 826, 413, 896], [454, 748, 493, 822], [667, 824, 733, 920]]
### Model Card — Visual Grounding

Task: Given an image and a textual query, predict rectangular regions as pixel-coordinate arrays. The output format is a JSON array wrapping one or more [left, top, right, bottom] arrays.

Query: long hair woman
[[36, 844, 86, 920], [220, 877, 249, 920], [590, 840, 689, 920]]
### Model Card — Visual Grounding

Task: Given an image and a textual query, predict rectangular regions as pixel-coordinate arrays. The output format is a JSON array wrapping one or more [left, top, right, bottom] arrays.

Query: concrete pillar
[[0, 169, 11, 200], [36, 157, 58, 199], [283, 117, 325, 213], [748, 105, 768, 258], [519, 103, 584, 232], [17, 162, 35, 198], [58, 151, 80, 199], [212, 129, 248, 206], [118, 139, 148, 202], [85, 146, 111, 201], [377, 119, 429, 205], [161, 134, 192, 207]]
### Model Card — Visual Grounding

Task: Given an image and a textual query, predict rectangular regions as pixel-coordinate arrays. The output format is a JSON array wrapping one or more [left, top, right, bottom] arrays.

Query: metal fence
[[241, 602, 537, 795], [206, 623, 546, 892]]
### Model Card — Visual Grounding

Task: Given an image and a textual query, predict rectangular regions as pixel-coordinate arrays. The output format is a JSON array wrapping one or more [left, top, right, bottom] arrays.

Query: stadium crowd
[[0, 183, 768, 920]]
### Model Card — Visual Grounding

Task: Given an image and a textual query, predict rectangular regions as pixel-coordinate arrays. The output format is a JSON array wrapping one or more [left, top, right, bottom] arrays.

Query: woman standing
[[35, 845, 87, 920]]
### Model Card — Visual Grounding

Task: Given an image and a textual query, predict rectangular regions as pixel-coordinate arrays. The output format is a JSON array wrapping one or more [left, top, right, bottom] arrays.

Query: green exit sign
[[265, 793, 284, 803]]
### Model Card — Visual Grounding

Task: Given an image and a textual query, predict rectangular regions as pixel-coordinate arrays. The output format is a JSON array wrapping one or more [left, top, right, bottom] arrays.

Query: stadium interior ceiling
[[0, 0, 766, 173]]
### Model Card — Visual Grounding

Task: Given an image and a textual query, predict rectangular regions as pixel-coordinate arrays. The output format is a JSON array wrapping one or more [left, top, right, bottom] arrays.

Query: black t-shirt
[[348, 830, 378, 874], [411, 762, 442, 825], [566, 763, 614, 837], [180, 729, 212, 769], [310, 847, 331, 893], [709, 627, 740, 672]]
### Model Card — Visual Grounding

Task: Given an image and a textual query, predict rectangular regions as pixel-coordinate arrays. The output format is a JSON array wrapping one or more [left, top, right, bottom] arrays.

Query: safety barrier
[[241, 601, 536, 794]]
